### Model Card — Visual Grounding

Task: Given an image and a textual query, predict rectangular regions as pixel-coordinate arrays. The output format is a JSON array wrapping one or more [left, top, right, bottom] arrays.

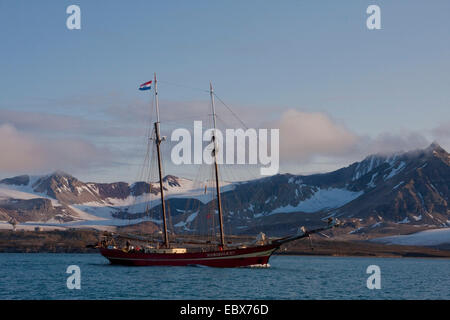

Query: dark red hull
[[100, 244, 279, 268]]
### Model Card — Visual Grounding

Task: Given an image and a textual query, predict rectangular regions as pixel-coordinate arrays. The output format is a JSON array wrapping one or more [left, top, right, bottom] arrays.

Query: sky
[[0, 0, 449, 182]]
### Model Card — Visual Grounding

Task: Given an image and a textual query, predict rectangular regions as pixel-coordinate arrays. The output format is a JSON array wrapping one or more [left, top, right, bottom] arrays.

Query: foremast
[[153, 73, 170, 248], [209, 82, 226, 248]]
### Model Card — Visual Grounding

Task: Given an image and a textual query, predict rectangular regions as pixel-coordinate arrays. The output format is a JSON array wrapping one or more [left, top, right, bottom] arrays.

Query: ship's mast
[[153, 73, 170, 248], [209, 82, 225, 248]]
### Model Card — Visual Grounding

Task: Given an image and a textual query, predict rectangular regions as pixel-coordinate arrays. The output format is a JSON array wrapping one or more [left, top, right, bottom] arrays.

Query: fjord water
[[0, 253, 449, 299]]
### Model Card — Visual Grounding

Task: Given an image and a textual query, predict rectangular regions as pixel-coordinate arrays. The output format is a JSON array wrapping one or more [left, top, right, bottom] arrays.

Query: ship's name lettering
[[206, 251, 235, 257]]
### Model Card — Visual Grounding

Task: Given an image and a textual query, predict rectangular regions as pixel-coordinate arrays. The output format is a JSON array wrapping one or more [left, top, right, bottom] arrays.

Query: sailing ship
[[97, 74, 339, 267]]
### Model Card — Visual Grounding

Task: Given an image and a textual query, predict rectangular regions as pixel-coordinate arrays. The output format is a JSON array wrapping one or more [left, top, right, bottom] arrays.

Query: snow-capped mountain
[[192, 143, 446, 232], [0, 172, 205, 223], [331, 143, 449, 226], [0, 143, 448, 236]]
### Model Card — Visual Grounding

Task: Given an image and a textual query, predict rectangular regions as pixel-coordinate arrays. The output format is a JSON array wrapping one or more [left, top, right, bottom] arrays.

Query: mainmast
[[153, 73, 170, 248], [209, 82, 225, 248]]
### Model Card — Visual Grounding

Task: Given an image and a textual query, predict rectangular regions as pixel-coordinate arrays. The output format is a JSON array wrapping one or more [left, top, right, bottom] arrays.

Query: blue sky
[[0, 1, 449, 182]]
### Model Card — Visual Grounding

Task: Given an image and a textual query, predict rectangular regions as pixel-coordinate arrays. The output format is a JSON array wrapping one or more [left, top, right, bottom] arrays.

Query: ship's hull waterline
[[100, 244, 279, 268]]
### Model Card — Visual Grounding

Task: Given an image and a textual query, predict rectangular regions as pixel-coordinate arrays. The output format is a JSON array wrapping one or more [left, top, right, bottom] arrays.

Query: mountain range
[[0, 143, 448, 238]]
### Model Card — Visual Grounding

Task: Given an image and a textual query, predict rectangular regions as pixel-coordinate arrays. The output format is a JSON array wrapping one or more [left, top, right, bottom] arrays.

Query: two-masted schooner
[[97, 74, 339, 267]]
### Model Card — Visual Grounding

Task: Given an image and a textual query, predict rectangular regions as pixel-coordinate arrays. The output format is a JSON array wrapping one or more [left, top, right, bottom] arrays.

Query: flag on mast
[[139, 81, 152, 91]]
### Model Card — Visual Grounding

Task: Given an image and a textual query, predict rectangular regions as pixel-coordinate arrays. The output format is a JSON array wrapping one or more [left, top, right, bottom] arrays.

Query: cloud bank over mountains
[[0, 94, 448, 180], [0, 124, 109, 173], [269, 109, 358, 162]]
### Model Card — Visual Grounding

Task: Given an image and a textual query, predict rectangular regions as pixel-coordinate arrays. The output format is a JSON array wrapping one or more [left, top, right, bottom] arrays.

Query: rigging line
[[213, 92, 249, 130], [158, 80, 209, 93]]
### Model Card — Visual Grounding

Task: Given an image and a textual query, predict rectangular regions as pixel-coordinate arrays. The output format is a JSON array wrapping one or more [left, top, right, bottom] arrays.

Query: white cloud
[[267, 109, 358, 163], [0, 124, 110, 174], [432, 121, 450, 150], [0, 109, 142, 137], [356, 131, 430, 156], [1, 93, 447, 181]]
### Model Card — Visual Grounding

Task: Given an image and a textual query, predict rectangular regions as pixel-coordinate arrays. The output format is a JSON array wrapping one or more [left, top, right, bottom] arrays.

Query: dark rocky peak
[[93, 182, 130, 199], [393, 142, 449, 166], [130, 181, 152, 196], [0, 175, 30, 186], [32, 171, 82, 197], [425, 142, 449, 165], [349, 143, 449, 182], [425, 142, 445, 153], [163, 175, 181, 187], [35, 171, 79, 187], [50, 170, 73, 178], [350, 154, 392, 181]]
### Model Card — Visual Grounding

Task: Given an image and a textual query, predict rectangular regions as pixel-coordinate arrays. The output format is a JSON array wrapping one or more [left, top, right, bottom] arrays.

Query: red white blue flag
[[139, 81, 152, 91]]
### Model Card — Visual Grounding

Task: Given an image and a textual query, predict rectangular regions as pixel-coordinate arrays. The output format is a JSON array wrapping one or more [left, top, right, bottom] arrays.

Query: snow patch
[[373, 228, 450, 246], [367, 173, 378, 188], [268, 188, 363, 215], [371, 222, 382, 228], [397, 217, 410, 224], [349, 227, 363, 234], [384, 161, 406, 180], [392, 181, 404, 190]]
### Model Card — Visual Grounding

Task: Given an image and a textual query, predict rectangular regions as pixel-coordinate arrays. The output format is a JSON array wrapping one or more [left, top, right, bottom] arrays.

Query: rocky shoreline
[[1, 229, 450, 258]]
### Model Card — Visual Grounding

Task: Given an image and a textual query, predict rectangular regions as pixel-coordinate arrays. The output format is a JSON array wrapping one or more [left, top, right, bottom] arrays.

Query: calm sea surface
[[0, 253, 449, 300]]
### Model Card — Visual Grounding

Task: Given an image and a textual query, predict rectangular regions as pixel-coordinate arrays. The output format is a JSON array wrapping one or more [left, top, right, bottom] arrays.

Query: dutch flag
[[139, 81, 152, 91]]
